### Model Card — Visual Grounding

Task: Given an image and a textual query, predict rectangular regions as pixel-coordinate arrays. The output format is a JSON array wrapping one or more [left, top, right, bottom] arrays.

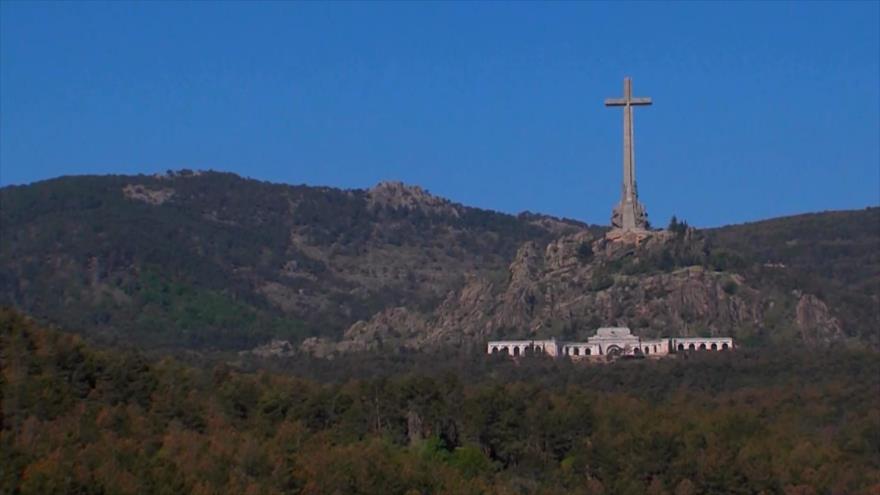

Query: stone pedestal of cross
[[605, 77, 652, 234]]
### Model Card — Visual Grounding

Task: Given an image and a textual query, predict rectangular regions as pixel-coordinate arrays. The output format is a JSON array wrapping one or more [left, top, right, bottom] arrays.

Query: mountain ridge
[[1, 171, 876, 353]]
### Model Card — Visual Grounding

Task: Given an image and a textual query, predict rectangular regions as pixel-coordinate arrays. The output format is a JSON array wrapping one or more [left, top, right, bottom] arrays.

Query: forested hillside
[[707, 209, 880, 342], [0, 172, 585, 350], [0, 172, 876, 353], [2, 309, 879, 494]]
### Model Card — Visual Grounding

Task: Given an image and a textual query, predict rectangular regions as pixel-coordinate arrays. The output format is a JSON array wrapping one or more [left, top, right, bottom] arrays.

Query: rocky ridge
[[301, 229, 845, 356], [0, 172, 869, 354]]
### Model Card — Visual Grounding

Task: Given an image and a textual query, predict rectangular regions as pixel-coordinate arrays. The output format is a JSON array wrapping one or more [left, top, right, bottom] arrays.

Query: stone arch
[[653, 345, 657, 353], [678, 343, 685, 351], [501, 346, 509, 355], [711, 343, 718, 351], [586, 348, 592, 355], [573, 347, 580, 356], [633, 347, 642, 355], [534, 346, 543, 354], [606, 345, 623, 357], [491, 346, 498, 354], [644, 347, 650, 355], [699, 343, 707, 350], [513, 347, 521, 357], [722, 343, 729, 350], [688, 343, 696, 351]]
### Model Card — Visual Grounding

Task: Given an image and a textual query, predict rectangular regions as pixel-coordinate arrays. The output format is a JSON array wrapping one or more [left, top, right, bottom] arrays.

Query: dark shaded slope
[[708, 208, 880, 343], [709, 208, 880, 291]]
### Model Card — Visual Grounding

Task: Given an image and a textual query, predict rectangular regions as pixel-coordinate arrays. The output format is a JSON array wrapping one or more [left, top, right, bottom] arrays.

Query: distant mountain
[[1, 171, 876, 352]]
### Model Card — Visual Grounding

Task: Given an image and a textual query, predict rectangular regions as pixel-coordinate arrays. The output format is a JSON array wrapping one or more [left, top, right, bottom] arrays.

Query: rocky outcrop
[[427, 277, 498, 346], [367, 181, 461, 217], [495, 242, 543, 332], [122, 184, 174, 205], [305, 230, 803, 355], [795, 293, 844, 343]]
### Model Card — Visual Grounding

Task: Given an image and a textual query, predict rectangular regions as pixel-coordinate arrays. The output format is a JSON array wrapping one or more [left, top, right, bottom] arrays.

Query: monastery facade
[[487, 327, 734, 360]]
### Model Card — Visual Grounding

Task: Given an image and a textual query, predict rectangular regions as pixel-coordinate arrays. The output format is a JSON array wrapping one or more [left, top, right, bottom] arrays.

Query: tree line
[[2, 308, 879, 494]]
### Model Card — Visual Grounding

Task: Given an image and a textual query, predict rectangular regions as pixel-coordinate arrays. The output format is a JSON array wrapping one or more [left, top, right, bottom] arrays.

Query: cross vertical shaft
[[605, 77, 652, 231], [623, 78, 634, 204]]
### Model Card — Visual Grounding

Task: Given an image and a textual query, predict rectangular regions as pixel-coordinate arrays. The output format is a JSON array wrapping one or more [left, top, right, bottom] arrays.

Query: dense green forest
[[3, 309, 879, 494]]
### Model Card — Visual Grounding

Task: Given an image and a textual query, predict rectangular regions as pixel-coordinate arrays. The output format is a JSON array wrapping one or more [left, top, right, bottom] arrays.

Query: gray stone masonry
[[605, 77, 651, 233]]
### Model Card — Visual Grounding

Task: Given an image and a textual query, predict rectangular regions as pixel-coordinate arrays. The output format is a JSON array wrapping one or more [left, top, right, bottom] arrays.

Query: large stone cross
[[605, 77, 652, 232]]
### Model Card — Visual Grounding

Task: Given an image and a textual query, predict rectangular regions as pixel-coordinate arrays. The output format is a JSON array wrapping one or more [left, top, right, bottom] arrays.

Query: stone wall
[[561, 343, 602, 358], [639, 339, 670, 357], [487, 339, 561, 357], [670, 337, 734, 352]]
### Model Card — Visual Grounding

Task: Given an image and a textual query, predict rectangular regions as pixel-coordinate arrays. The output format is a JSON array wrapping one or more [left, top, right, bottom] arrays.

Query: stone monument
[[605, 77, 652, 241]]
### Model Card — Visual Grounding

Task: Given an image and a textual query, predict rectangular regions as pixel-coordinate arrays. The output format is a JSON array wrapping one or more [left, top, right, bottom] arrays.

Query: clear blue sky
[[2, 2, 878, 227]]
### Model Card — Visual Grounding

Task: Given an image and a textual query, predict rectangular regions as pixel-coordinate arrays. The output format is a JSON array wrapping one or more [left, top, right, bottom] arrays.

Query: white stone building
[[486, 339, 563, 358], [487, 327, 733, 360]]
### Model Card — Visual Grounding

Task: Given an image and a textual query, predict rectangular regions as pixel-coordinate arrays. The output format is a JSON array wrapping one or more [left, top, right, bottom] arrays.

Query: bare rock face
[[367, 181, 461, 217], [544, 231, 595, 272], [510, 242, 543, 285], [795, 293, 844, 343], [619, 268, 762, 337], [429, 277, 497, 346], [122, 184, 175, 205], [496, 242, 543, 331]]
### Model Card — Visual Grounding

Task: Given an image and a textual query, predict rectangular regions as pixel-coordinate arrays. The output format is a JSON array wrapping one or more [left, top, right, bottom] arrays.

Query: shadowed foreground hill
[[2, 309, 879, 494], [0, 171, 876, 352]]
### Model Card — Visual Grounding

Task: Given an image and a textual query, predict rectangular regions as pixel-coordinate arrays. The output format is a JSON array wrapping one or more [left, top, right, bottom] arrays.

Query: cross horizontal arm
[[604, 97, 653, 107]]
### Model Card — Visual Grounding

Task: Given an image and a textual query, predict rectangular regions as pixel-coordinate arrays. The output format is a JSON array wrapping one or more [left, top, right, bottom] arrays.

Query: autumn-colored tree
[[2, 308, 879, 494]]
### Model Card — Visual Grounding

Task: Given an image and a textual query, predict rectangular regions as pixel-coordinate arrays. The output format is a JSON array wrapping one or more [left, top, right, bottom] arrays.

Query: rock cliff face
[[303, 230, 844, 355], [795, 293, 844, 343]]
